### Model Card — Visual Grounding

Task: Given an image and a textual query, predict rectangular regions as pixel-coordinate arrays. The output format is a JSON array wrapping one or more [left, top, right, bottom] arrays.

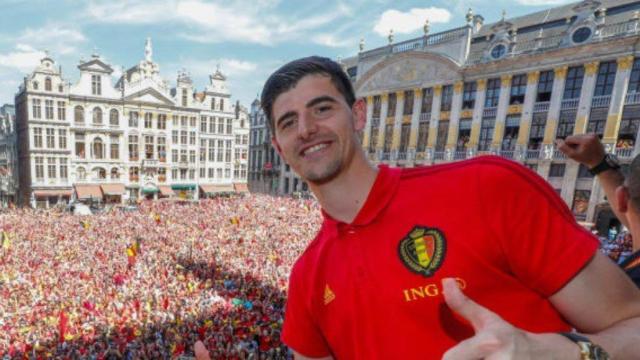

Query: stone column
[[391, 91, 405, 161], [491, 74, 512, 152], [573, 61, 599, 135], [362, 95, 374, 152], [603, 55, 635, 151], [445, 80, 464, 160], [375, 93, 389, 160], [541, 66, 568, 160], [426, 85, 442, 161], [468, 79, 486, 157], [407, 88, 422, 163], [515, 71, 540, 160]]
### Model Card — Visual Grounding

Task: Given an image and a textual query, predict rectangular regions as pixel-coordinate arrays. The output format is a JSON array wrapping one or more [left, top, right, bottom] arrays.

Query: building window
[[509, 74, 527, 105], [528, 112, 546, 149], [130, 167, 139, 182], [435, 120, 449, 151], [180, 116, 187, 127], [491, 44, 507, 59], [93, 138, 104, 159], [33, 81, 39, 90], [111, 168, 119, 179], [219, 98, 224, 111], [218, 118, 224, 133], [209, 118, 215, 133], [457, 119, 471, 151], [75, 133, 85, 158], [128, 135, 139, 161], [572, 190, 590, 219], [629, 58, 640, 93], [57, 101, 66, 120], [387, 93, 397, 116], [172, 130, 178, 144], [440, 85, 453, 112], [157, 137, 166, 162], [32, 99, 42, 119], [158, 168, 166, 182], [549, 163, 565, 177], [200, 140, 206, 162], [182, 88, 188, 107], [110, 136, 119, 159], [593, 61, 617, 97], [77, 167, 86, 180], [578, 164, 595, 178], [556, 110, 576, 139], [190, 150, 196, 163], [399, 123, 411, 153], [211, 98, 216, 110], [128, 111, 138, 127], [478, 118, 495, 151], [73, 106, 83, 124], [225, 140, 232, 162], [91, 75, 101, 95], [46, 128, 55, 149], [536, 70, 554, 102], [403, 90, 414, 116], [190, 117, 196, 127], [383, 124, 393, 152], [226, 119, 233, 134], [189, 131, 195, 145], [420, 88, 433, 114], [180, 130, 187, 144], [502, 115, 520, 150], [208, 139, 215, 161], [485, 78, 500, 108], [572, 27, 592, 44], [372, 95, 381, 118], [35, 157, 44, 180], [33, 128, 43, 148], [462, 82, 476, 110], [60, 159, 68, 180], [58, 84, 63, 93], [45, 77, 52, 91], [157, 114, 166, 129], [45, 100, 54, 119], [47, 157, 56, 179], [144, 135, 154, 160], [200, 116, 207, 132], [217, 140, 224, 162], [144, 113, 153, 128], [416, 121, 429, 152], [58, 129, 67, 149], [92, 107, 102, 124], [617, 111, 640, 149], [563, 66, 584, 99], [172, 149, 178, 163], [180, 149, 187, 162], [109, 109, 119, 126]]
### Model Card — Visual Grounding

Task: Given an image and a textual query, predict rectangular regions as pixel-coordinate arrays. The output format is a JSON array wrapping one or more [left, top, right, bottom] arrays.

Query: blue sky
[[0, 0, 574, 109]]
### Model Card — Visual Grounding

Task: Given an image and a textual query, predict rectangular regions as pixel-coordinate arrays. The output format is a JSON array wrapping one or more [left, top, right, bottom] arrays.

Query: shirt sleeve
[[477, 157, 599, 297], [281, 260, 332, 358]]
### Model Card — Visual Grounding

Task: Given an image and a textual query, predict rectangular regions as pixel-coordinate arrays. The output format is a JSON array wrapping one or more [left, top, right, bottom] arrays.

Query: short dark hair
[[260, 56, 356, 135], [628, 155, 640, 210]]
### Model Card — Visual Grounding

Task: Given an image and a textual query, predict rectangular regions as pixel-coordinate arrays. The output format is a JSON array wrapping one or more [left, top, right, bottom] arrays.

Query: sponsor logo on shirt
[[398, 226, 446, 277], [324, 284, 336, 305]]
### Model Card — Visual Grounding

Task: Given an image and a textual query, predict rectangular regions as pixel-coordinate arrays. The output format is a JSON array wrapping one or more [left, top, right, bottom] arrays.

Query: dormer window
[[182, 89, 188, 107], [33, 81, 39, 90], [491, 44, 507, 60], [45, 77, 52, 92], [91, 75, 101, 96], [572, 27, 592, 44]]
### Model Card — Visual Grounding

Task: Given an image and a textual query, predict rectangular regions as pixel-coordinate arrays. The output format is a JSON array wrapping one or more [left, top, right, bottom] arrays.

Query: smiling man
[[195, 56, 640, 360]]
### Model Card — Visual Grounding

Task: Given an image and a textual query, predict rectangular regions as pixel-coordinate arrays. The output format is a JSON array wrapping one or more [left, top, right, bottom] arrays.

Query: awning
[[171, 184, 196, 191], [33, 189, 73, 198], [233, 183, 249, 192], [200, 184, 234, 194], [141, 186, 159, 194], [158, 185, 175, 196], [74, 184, 103, 200], [100, 183, 126, 196]]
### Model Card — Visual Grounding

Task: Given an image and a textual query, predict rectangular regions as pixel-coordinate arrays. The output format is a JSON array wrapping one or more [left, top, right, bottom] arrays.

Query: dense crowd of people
[[0, 195, 321, 359]]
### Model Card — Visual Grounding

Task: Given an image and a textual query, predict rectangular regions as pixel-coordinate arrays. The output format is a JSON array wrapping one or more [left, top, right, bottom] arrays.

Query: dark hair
[[628, 155, 640, 210], [260, 56, 355, 134]]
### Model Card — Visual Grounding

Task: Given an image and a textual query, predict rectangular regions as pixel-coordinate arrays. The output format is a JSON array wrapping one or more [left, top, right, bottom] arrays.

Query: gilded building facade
[[15, 39, 248, 208], [339, 0, 640, 226]]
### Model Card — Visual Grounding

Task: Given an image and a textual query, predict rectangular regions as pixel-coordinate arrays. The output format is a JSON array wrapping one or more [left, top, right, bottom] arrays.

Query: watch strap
[[589, 154, 620, 176]]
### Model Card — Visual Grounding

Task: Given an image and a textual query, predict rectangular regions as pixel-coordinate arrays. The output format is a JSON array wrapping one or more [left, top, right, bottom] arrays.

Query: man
[[195, 56, 640, 359], [558, 134, 640, 286]]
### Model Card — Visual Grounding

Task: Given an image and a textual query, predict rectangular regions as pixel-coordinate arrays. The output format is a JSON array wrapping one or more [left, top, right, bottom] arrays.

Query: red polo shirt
[[282, 156, 598, 359]]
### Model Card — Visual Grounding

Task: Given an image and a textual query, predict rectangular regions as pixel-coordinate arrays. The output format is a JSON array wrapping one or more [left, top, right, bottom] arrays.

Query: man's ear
[[271, 137, 283, 156], [615, 185, 630, 214], [351, 98, 367, 132]]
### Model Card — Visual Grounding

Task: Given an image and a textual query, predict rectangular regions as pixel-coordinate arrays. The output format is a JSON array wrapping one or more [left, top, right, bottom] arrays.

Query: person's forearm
[[597, 169, 628, 229]]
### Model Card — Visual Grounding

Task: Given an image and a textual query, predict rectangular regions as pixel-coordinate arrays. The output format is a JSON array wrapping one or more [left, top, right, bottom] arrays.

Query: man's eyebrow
[[306, 95, 338, 109], [275, 111, 296, 129]]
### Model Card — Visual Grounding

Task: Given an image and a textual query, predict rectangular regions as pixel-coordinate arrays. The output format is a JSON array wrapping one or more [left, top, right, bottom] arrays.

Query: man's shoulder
[[399, 155, 527, 181]]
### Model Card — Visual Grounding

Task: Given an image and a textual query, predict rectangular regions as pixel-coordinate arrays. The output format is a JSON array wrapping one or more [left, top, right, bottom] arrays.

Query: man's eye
[[316, 105, 332, 115], [280, 120, 293, 129]]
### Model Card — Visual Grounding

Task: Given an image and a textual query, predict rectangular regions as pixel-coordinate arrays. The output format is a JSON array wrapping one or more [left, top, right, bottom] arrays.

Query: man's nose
[[297, 114, 318, 139]]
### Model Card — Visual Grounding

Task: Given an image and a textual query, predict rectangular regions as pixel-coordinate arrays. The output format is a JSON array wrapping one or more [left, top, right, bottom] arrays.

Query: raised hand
[[556, 134, 605, 168]]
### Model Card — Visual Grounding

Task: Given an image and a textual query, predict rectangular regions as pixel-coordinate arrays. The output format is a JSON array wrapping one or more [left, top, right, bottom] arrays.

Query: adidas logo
[[324, 284, 335, 305]]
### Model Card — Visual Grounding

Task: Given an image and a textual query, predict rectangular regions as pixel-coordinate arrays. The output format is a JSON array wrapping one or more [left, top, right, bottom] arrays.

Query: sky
[[0, 0, 576, 110]]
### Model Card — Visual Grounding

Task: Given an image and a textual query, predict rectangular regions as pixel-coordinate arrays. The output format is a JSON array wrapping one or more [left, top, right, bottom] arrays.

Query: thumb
[[442, 278, 498, 332], [194, 340, 211, 360]]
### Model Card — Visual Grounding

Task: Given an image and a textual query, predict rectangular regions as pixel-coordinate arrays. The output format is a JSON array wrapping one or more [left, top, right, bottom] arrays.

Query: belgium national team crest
[[398, 226, 446, 277]]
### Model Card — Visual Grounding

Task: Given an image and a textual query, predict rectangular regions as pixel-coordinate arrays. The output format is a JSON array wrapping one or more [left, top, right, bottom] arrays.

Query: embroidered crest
[[398, 226, 446, 277]]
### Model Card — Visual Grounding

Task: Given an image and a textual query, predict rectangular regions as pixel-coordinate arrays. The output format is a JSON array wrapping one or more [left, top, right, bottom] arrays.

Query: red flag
[[58, 310, 68, 343]]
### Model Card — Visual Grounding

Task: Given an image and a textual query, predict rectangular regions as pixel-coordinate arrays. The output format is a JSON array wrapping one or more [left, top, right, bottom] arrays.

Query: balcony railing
[[500, 150, 515, 159], [591, 95, 611, 108], [625, 92, 640, 105], [483, 107, 497, 118], [561, 98, 579, 110], [453, 151, 467, 160], [526, 149, 541, 160], [553, 150, 566, 159], [616, 147, 635, 159], [433, 151, 445, 160], [397, 152, 407, 161], [142, 159, 159, 168], [533, 102, 550, 113], [380, 152, 390, 161], [419, 112, 431, 122]]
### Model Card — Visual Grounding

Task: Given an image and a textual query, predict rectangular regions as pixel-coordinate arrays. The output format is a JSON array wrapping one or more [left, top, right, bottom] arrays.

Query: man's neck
[[310, 153, 378, 224]]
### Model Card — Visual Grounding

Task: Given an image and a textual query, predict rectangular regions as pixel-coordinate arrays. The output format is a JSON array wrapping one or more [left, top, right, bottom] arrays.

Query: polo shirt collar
[[321, 164, 401, 227]]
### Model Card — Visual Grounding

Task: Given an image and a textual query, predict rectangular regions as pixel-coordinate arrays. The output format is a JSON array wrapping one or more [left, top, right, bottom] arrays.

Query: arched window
[[110, 109, 119, 126], [45, 77, 52, 91], [96, 167, 106, 179], [93, 138, 104, 159], [77, 167, 86, 180], [111, 168, 119, 179], [33, 81, 39, 90], [74, 106, 84, 123], [93, 107, 103, 124]]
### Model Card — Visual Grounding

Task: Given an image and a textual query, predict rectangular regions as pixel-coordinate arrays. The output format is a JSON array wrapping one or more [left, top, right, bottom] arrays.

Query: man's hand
[[194, 340, 211, 360], [556, 134, 605, 168], [441, 278, 578, 360]]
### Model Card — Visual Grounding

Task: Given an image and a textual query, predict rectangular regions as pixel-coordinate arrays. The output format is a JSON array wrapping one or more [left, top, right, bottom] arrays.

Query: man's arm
[[443, 252, 640, 359], [293, 351, 333, 360], [558, 134, 628, 228]]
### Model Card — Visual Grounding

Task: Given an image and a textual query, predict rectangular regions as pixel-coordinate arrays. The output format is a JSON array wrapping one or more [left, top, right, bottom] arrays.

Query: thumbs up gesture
[[441, 278, 577, 360]]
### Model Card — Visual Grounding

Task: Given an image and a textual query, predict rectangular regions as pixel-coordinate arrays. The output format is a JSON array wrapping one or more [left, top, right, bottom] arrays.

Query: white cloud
[[514, 0, 573, 5], [373, 7, 451, 36], [312, 34, 358, 48], [0, 45, 46, 73], [16, 25, 86, 55]]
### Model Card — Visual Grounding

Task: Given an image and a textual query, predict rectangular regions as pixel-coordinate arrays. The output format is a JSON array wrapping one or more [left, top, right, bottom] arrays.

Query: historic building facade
[[15, 39, 248, 208], [0, 104, 18, 206], [339, 0, 640, 226]]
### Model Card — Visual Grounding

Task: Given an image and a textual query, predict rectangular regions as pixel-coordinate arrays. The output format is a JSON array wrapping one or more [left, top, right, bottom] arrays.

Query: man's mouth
[[300, 142, 330, 157]]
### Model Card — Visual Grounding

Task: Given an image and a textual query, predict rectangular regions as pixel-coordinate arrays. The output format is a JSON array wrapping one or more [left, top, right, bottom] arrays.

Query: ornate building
[[0, 104, 18, 206], [15, 39, 248, 208], [339, 0, 640, 227]]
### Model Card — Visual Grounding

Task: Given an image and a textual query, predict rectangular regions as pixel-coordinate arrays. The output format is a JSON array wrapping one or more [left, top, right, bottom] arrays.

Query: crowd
[[0, 195, 321, 359]]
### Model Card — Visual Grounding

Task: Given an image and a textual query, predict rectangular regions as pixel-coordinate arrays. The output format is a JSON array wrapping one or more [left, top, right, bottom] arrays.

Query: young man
[[195, 57, 640, 359], [559, 134, 640, 286]]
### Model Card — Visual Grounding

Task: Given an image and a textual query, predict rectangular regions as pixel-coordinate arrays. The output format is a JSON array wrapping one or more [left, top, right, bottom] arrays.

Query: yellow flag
[[1, 231, 10, 249]]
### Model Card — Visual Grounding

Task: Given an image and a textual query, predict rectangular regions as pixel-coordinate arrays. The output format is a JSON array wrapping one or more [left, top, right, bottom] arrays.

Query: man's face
[[271, 74, 365, 184]]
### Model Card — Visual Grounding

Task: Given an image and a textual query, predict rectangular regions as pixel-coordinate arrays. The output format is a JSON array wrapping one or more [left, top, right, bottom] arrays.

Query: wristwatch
[[589, 153, 620, 176], [559, 332, 610, 360]]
